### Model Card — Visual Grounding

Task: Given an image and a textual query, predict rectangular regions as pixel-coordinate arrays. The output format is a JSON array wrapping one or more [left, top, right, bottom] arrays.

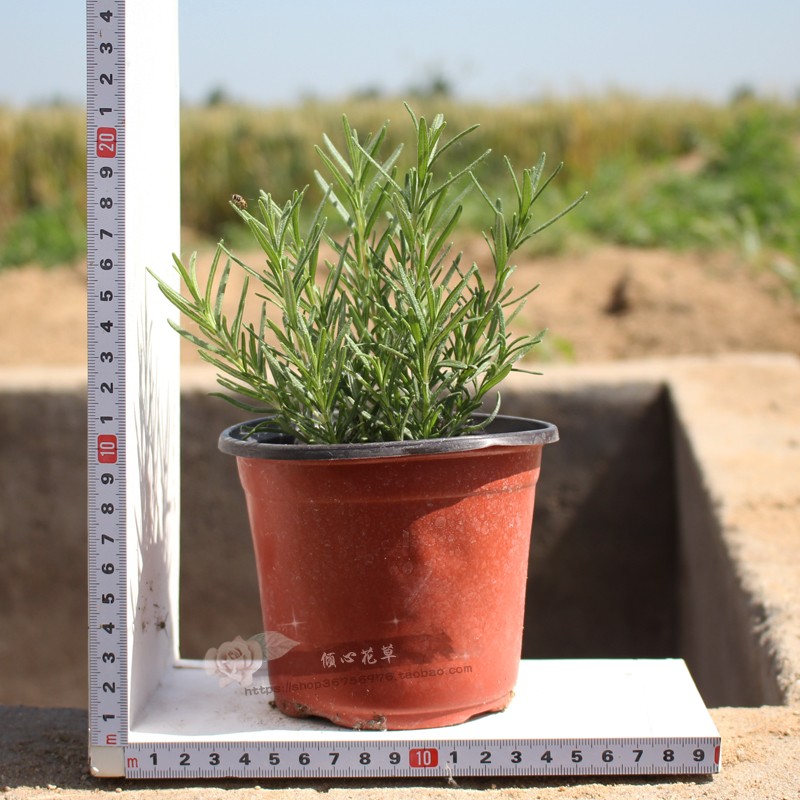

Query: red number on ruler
[[96, 127, 117, 158], [409, 748, 438, 768], [97, 434, 118, 464]]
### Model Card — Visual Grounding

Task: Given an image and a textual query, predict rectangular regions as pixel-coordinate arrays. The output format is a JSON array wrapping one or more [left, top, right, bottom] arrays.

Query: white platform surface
[[130, 659, 719, 743]]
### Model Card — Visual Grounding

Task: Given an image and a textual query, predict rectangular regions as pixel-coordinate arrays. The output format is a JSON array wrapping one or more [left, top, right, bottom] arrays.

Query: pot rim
[[218, 413, 558, 461]]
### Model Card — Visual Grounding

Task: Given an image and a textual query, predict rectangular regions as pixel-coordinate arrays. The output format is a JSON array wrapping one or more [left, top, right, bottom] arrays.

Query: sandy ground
[[2, 245, 799, 798], [1, 243, 799, 367], [2, 706, 799, 799]]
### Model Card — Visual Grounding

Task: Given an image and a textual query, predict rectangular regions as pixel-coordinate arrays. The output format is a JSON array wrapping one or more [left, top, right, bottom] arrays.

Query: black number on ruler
[[100, 42, 113, 53], [99, 10, 113, 22]]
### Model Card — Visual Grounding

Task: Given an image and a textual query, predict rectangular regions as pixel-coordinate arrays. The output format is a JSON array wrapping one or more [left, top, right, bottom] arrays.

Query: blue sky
[[2, 1, 799, 106]]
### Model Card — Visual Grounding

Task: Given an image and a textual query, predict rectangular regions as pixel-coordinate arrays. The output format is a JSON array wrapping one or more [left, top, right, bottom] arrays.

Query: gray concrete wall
[[500, 384, 678, 660], [0, 384, 87, 707], [673, 419, 784, 707]]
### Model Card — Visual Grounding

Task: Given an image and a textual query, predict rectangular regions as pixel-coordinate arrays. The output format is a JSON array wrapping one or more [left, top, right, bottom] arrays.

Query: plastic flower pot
[[219, 414, 558, 730]]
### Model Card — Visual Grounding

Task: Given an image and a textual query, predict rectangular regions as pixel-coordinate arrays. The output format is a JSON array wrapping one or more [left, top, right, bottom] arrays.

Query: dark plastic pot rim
[[218, 413, 559, 462]]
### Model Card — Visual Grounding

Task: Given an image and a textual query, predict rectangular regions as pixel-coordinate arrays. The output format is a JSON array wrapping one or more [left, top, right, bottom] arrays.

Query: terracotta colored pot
[[219, 415, 558, 730]]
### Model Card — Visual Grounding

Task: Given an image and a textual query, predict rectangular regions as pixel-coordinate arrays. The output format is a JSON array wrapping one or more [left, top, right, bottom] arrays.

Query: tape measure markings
[[87, 0, 128, 748], [123, 737, 720, 778]]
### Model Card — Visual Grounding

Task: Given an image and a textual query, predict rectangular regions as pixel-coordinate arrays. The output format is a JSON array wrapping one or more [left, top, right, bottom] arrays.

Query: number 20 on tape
[[96, 127, 117, 158]]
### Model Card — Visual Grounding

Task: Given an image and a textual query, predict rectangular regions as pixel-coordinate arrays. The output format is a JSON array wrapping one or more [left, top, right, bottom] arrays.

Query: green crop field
[[2, 94, 799, 292]]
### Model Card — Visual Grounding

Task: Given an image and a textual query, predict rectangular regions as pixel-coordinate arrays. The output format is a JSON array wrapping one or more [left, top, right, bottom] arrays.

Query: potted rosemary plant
[[151, 105, 583, 730]]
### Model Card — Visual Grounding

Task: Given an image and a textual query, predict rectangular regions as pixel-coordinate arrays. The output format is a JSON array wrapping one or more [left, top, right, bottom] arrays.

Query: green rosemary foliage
[[150, 105, 584, 443]]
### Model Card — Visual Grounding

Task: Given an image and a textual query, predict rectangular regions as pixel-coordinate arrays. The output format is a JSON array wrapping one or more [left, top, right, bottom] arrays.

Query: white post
[[123, 0, 181, 728]]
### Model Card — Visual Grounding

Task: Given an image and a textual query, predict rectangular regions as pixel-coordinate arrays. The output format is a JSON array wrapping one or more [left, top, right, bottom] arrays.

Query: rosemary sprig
[[149, 105, 585, 444]]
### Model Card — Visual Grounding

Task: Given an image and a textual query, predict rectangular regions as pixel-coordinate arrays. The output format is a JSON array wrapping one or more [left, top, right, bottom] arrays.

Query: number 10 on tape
[[96, 434, 118, 463]]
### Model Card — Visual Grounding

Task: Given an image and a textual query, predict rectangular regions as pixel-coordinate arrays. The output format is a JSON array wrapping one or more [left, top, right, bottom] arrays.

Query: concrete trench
[[1, 353, 799, 796]]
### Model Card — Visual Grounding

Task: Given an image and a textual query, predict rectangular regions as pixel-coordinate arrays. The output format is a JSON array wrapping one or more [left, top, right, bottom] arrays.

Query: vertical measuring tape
[[87, 0, 128, 750]]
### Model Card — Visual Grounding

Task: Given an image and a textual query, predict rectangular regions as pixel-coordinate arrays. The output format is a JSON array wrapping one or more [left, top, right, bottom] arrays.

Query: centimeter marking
[[124, 737, 721, 779], [87, 0, 128, 748]]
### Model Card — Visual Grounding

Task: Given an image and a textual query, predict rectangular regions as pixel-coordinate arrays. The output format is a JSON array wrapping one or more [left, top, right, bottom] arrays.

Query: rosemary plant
[[150, 105, 584, 444]]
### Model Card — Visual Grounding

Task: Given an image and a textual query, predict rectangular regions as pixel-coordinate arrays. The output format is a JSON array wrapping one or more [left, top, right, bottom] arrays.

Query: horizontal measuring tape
[[87, 0, 128, 749], [123, 737, 720, 779]]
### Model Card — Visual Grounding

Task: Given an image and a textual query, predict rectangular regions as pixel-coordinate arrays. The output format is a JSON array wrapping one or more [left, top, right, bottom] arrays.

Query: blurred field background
[[2, 91, 800, 368], [2, 93, 800, 290]]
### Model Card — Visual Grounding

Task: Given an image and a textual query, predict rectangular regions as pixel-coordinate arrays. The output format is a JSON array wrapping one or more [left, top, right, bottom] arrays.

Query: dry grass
[[2, 94, 799, 269]]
